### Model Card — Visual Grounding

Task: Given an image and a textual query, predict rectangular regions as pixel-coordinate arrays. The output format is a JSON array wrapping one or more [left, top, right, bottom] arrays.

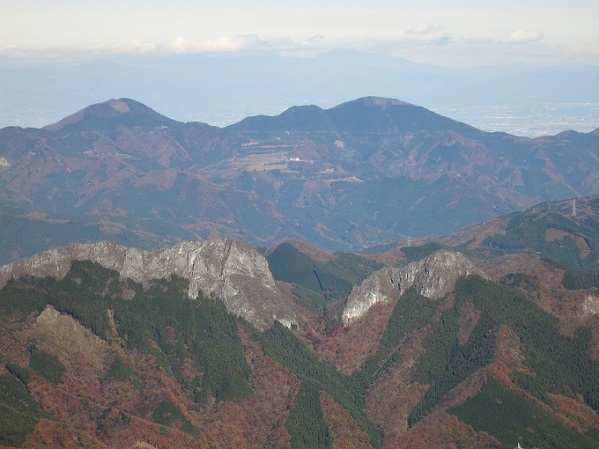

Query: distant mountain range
[[2, 51, 599, 135], [0, 96, 598, 264]]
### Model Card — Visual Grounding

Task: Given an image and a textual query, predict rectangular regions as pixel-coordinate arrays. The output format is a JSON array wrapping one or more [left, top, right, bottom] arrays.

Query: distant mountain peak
[[106, 98, 132, 113], [336, 96, 412, 110], [44, 97, 176, 131]]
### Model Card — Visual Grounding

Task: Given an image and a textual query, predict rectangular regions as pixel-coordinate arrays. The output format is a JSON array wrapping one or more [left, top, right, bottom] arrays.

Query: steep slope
[[1, 235, 599, 448], [266, 240, 384, 305], [342, 249, 484, 324], [384, 193, 599, 274], [0, 262, 295, 448], [0, 239, 300, 329], [475, 194, 599, 273]]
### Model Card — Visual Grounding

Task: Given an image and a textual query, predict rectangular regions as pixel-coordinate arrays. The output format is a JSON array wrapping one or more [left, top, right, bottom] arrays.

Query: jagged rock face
[[342, 250, 485, 324], [0, 239, 297, 329]]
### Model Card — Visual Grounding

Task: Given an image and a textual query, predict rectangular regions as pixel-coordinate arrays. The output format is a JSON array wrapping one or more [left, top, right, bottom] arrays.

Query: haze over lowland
[[2, 1, 599, 135]]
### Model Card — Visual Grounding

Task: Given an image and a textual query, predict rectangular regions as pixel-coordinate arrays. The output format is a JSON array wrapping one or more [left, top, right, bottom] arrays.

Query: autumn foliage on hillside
[[1, 247, 599, 449]]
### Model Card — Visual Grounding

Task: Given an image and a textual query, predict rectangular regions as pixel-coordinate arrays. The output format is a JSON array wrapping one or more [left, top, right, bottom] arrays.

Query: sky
[[2, 0, 599, 66]]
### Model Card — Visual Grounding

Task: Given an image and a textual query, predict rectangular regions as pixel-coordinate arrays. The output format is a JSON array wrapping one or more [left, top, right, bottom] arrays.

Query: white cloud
[[129, 39, 157, 53], [164, 35, 298, 54], [1, 2, 598, 66], [305, 35, 325, 44], [406, 24, 443, 35], [507, 30, 545, 44], [0, 35, 324, 59], [168, 37, 247, 53], [0, 44, 29, 57], [0, 44, 79, 59]]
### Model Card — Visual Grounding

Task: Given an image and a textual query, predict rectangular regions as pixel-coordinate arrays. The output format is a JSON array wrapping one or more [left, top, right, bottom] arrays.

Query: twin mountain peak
[[45, 96, 420, 132]]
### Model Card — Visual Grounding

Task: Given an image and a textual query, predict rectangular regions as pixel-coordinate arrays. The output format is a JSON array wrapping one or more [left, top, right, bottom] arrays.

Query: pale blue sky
[[1, 1, 598, 65]]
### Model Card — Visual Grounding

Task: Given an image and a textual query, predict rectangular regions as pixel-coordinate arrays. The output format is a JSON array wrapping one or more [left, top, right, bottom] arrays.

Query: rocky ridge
[[0, 239, 299, 329], [342, 250, 485, 324]]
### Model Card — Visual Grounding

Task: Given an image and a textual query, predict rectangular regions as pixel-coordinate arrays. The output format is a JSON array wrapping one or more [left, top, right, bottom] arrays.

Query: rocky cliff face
[[0, 239, 298, 329], [342, 250, 484, 324]]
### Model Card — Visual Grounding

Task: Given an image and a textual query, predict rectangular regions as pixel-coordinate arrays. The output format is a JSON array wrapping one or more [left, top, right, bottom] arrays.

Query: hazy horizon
[[2, 49, 599, 137], [2, 2, 599, 136]]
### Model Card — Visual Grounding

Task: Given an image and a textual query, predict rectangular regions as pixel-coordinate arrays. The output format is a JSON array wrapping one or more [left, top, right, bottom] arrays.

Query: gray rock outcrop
[[0, 239, 298, 329], [342, 250, 484, 324]]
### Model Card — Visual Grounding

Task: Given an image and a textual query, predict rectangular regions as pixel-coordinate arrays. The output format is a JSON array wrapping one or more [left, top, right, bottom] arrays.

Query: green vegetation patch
[[401, 243, 444, 263], [267, 243, 383, 304], [408, 274, 599, 426], [0, 372, 50, 447], [29, 347, 65, 386], [5, 362, 31, 385], [353, 287, 438, 389], [152, 400, 185, 427], [0, 260, 252, 403], [105, 356, 144, 393], [562, 269, 599, 290], [409, 305, 497, 424], [151, 399, 196, 435], [0, 277, 48, 322], [286, 381, 332, 449], [255, 322, 382, 449], [0, 260, 120, 339], [115, 283, 252, 401], [450, 376, 599, 449], [258, 289, 449, 447], [458, 276, 599, 407], [54, 260, 121, 338], [482, 208, 599, 274], [542, 257, 599, 290], [499, 273, 540, 297]]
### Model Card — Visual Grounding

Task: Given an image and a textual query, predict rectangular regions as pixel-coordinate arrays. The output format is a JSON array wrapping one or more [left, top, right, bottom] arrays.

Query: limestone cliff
[[342, 250, 485, 324], [0, 239, 298, 329]]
